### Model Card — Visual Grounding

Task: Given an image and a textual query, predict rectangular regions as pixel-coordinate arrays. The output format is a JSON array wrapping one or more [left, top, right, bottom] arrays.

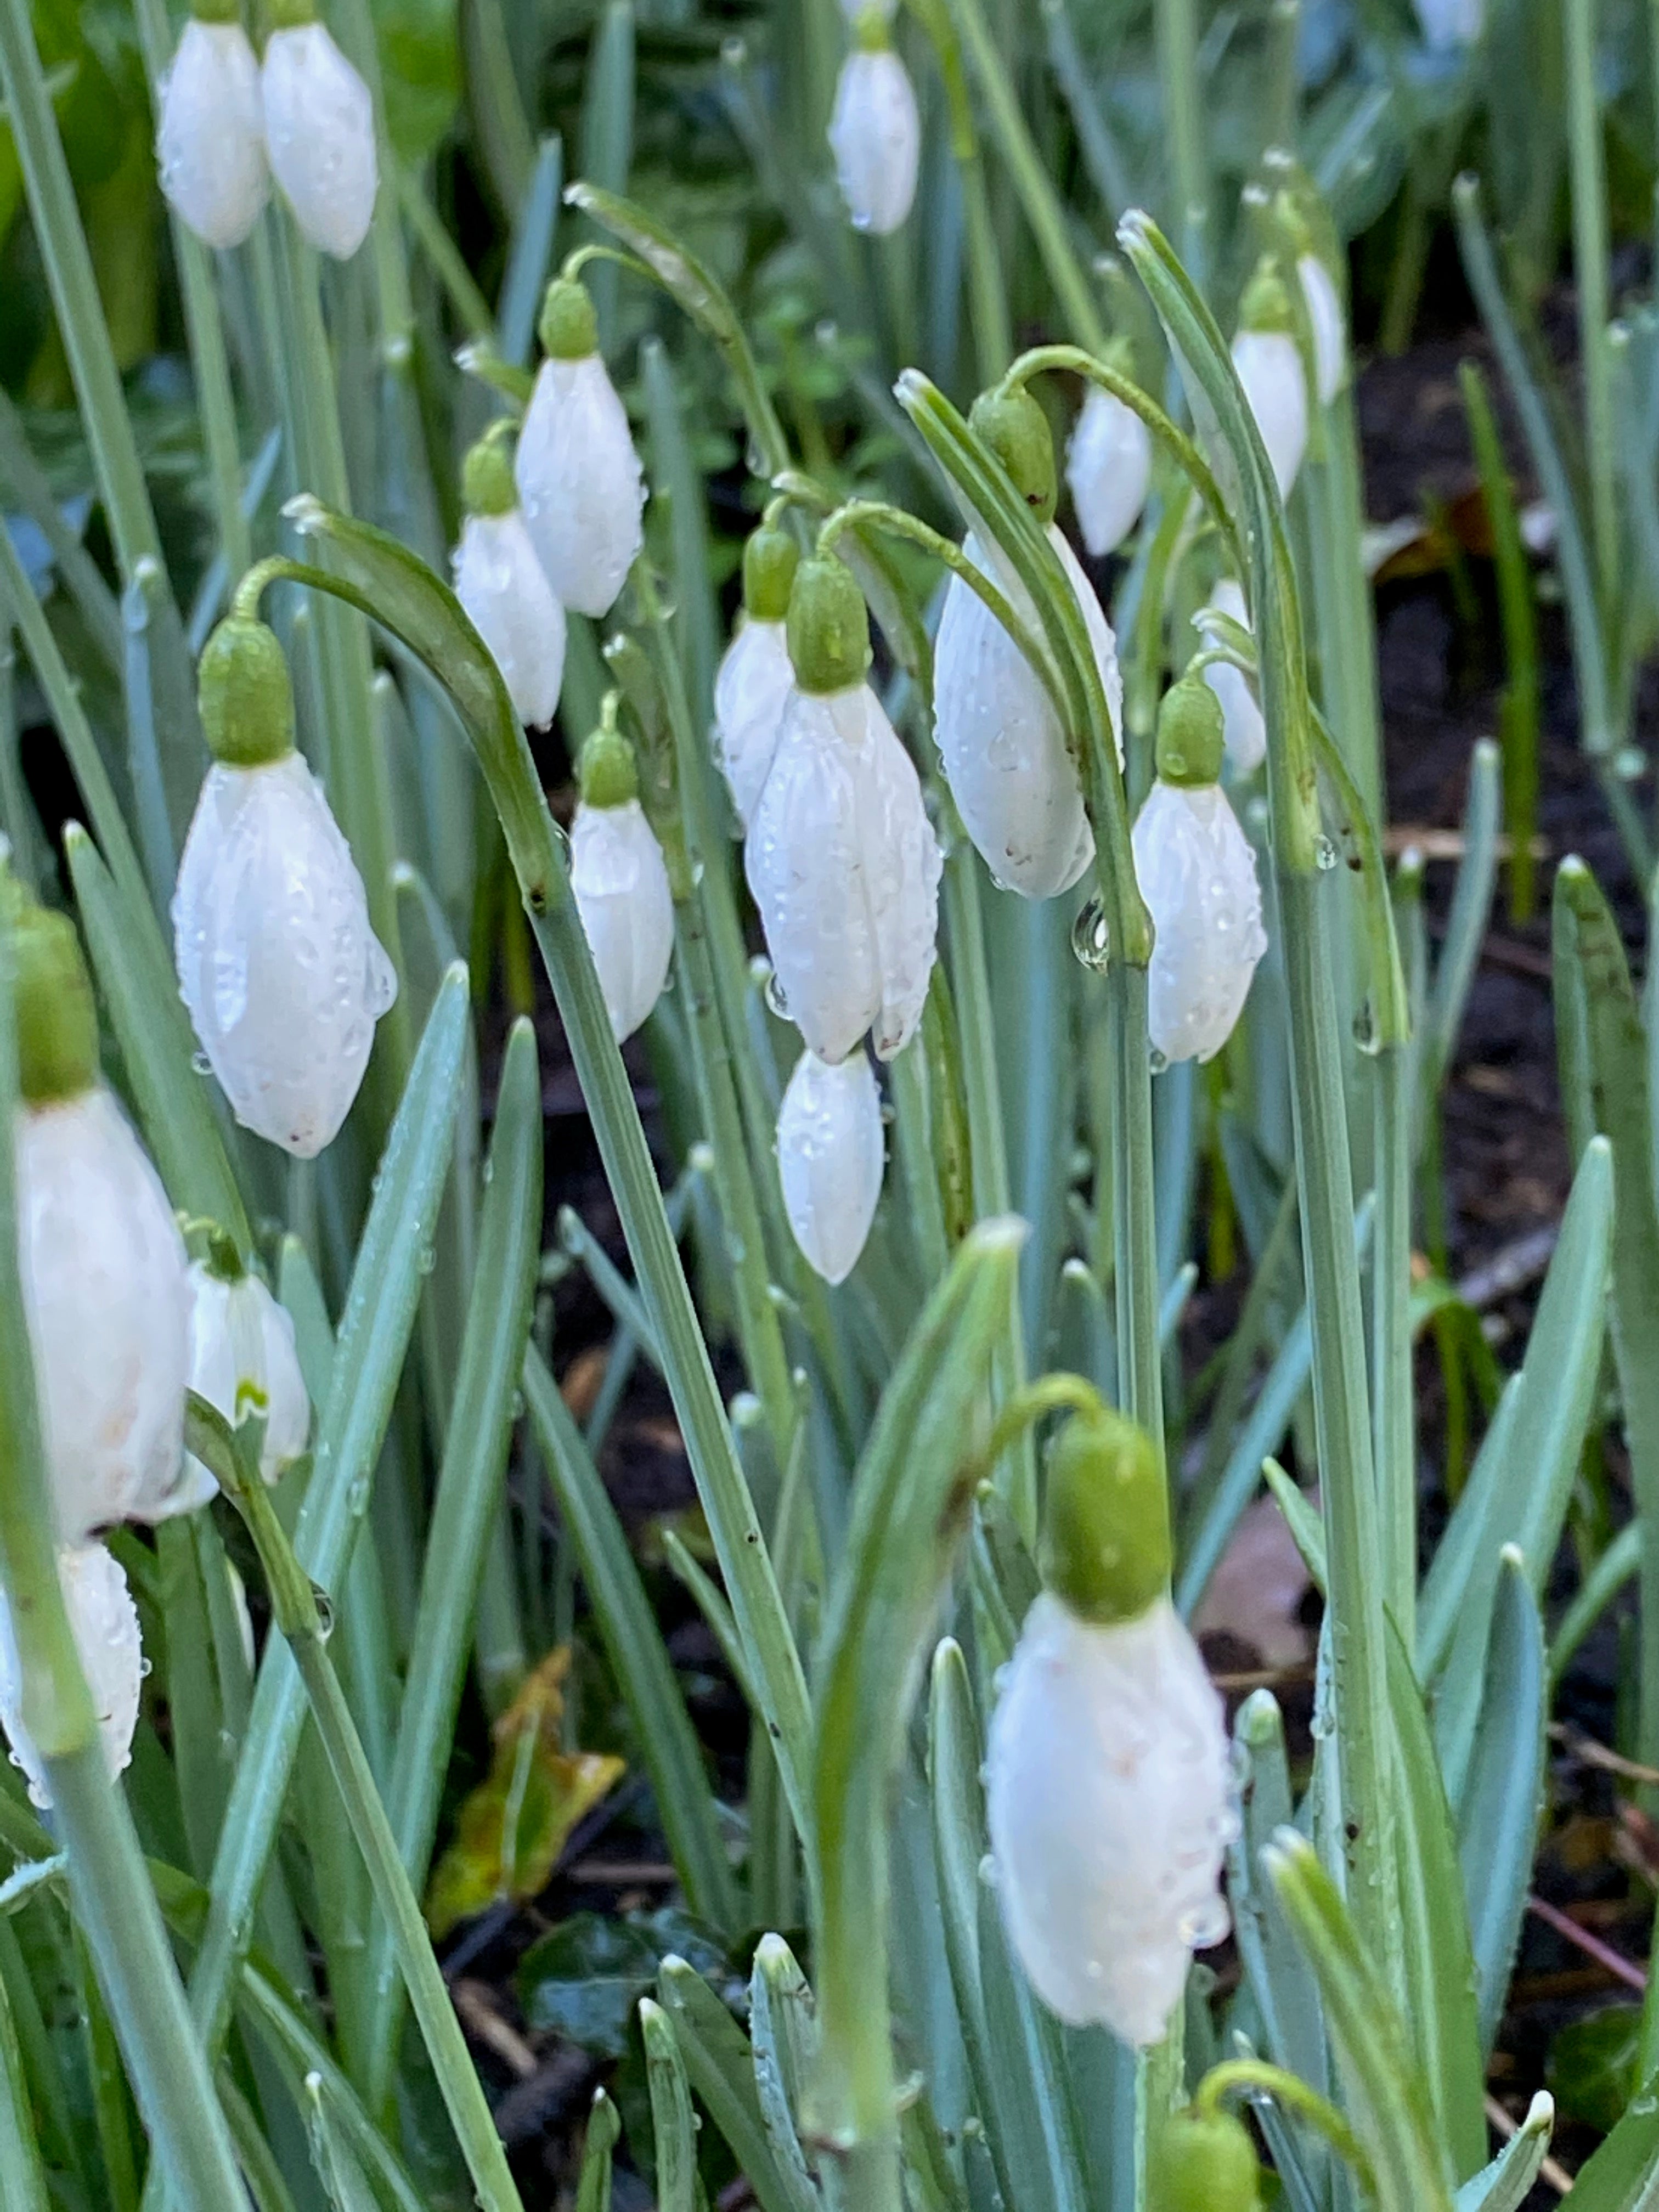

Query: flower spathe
[[777, 1047, 884, 1285], [569, 799, 676, 1043], [515, 353, 646, 619], [454, 507, 568, 729], [746, 681, 941, 1063], [1231, 327, 1308, 503], [177, 1263, 312, 1513], [933, 526, 1122, 900], [156, 20, 268, 249], [713, 617, 794, 832], [260, 21, 377, 260], [173, 752, 398, 1159], [1133, 776, 1267, 1064], [1198, 580, 1267, 778], [0, 1544, 143, 1809], [986, 1590, 1233, 2044], [1065, 385, 1154, 558], [828, 47, 920, 235]]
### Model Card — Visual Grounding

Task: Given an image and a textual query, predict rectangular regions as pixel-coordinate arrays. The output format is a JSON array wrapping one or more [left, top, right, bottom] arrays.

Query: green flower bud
[[969, 386, 1058, 528], [1156, 673, 1225, 788], [462, 434, 517, 518], [577, 699, 640, 809], [1238, 258, 1294, 335], [539, 277, 599, 363], [13, 904, 99, 1107], [743, 524, 800, 623], [1150, 2111, 1262, 2212], [786, 554, 871, 695], [198, 618, 296, 770], [1040, 1402, 1170, 1624]]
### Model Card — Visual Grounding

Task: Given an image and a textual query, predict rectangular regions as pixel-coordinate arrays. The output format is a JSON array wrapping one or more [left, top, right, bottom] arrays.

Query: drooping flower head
[[569, 701, 676, 1045], [777, 1046, 884, 1285], [1231, 259, 1308, 504], [986, 1401, 1233, 2046], [155, 2, 268, 249], [515, 278, 646, 620], [260, 0, 378, 260], [1066, 355, 1154, 559], [828, 5, 921, 235], [173, 616, 398, 1158], [713, 521, 799, 833], [453, 430, 568, 730], [0, 1543, 143, 1809]]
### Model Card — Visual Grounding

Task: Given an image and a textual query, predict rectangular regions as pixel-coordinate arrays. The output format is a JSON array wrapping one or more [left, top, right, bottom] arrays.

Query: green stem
[[1108, 963, 1164, 1444], [1565, 0, 1617, 589], [1373, 1041, 1416, 1639], [1306, 394, 1385, 826], [1194, 2059, 1373, 2183]]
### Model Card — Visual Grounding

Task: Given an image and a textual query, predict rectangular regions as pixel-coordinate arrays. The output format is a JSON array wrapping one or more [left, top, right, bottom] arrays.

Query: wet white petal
[[515, 354, 645, 619], [745, 684, 940, 1063], [173, 753, 398, 1160], [933, 526, 1120, 900], [1198, 579, 1267, 779], [0, 1543, 143, 1809], [777, 1048, 884, 1284], [181, 1265, 311, 1507], [1413, 0, 1482, 48], [16, 1088, 190, 1541], [1065, 386, 1153, 558], [570, 800, 675, 1043], [1132, 779, 1267, 1065], [1231, 328, 1308, 503], [156, 21, 268, 249], [1297, 254, 1345, 408], [713, 619, 794, 832], [261, 23, 377, 260], [828, 49, 919, 235], [454, 508, 567, 728], [986, 1592, 1233, 2045]]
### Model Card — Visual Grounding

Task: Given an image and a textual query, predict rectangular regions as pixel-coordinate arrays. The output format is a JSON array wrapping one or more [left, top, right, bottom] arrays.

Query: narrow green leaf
[[303, 2074, 381, 2212], [576, 2, 635, 351], [575, 2089, 620, 2212], [1453, 2091, 1554, 2211], [0, 1959, 49, 2212], [640, 1999, 698, 2212], [1553, 2073, 1659, 2211], [748, 1934, 819, 2190], [657, 1958, 817, 2212], [1426, 741, 1502, 1091], [498, 134, 564, 368]]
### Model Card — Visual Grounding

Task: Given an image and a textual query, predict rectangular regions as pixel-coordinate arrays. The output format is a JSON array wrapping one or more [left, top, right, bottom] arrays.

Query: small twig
[[1551, 1722, 1659, 1787], [452, 1980, 539, 2080], [1526, 1894, 1649, 1992], [1482, 2095, 1573, 2196], [1383, 827, 1550, 862]]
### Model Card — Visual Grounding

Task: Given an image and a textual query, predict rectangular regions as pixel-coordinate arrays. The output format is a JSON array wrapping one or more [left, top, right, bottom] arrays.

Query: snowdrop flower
[[11, 904, 191, 1541], [935, 386, 1122, 900], [569, 705, 676, 1043], [747, 554, 941, 1063], [155, 7, 268, 249], [1197, 579, 1266, 778], [515, 279, 646, 620], [453, 432, 567, 729], [777, 1047, 884, 1284], [713, 524, 799, 832], [987, 1402, 1233, 2046], [1066, 379, 1154, 558], [177, 1250, 312, 1512], [261, 5, 377, 260], [1132, 675, 1267, 1065], [1297, 252, 1346, 408], [173, 617, 398, 1159], [1231, 263, 1308, 503], [828, 10, 920, 236], [0, 1544, 143, 1809]]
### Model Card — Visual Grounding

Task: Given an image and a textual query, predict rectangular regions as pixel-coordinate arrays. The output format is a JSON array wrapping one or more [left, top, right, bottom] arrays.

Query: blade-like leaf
[[1453, 2092, 1554, 2211]]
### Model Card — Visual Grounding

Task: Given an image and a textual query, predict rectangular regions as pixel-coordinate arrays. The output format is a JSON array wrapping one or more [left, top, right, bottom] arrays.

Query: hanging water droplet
[[191, 1049, 212, 1077], [311, 1585, 335, 1638], [1070, 898, 1111, 971], [764, 969, 791, 1020], [1149, 1043, 1169, 1074], [1314, 834, 1339, 871], [1352, 997, 1379, 1054]]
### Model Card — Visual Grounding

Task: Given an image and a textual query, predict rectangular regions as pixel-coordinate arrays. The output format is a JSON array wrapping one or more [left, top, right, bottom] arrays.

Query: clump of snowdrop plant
[[712, 521, 799, 832], [515, 278, 646, 619], [259, 0, 378, 259], [986, 1399, 1233, 2045], [1231, 259, 1308, 502], [177, 1238, 311, 1513], [0, 1542, 142, 1808], [1133, 672, 1267, 1064], [155, 2, 268, 249], [934, 386, 1122, 898], [1197, 578, 1267, 777], [1065, 356, 1154, 557], [746, 550, 941, 1061], [828, 5, 921, 235], [776, 1045, 885, 1284], [172, 615, 398, 1158], [569, 701, 676, 1044], [453, 430, 567, 729]]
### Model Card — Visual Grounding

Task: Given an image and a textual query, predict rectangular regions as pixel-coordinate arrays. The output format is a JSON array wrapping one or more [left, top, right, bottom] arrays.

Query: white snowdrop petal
[[515, 355, 646, 619], [1065, 386, 1154, 558], [156, 21, 268, 249], [173, 753, 398, 1160], [777, 1049, 884, 1285], [746, 685, 940, 1063], [261, 23, 377, 260], [1413, 0, 1483, 47], [570, 800, 676, 1043], [933, 526, 1120, 901], [454, 509, 567, 728], [184, 1264, 311, 1500], [1231, 328, 1308, 503], [713, 619, 794, 832], [0, 1543, 143, 1809], [986, 1593, 1233, 2045], [1297, 254, 1345, 408], [828, 50, 919, 235], [16, 1088, 190, 1541], [1132, 780, 1267, 1065], [1199, 579, 1267, 779]]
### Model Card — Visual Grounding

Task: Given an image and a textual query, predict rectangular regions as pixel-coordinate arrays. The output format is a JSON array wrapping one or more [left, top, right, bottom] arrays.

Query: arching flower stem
[[1192, 2061, 1374, 2192]]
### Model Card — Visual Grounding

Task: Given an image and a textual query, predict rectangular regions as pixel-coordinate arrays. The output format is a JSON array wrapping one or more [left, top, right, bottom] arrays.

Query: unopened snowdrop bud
[[1232, 263, 1308, 502], [177, 1246, 311, 1511], [1133, 677, 1267, 1065], [155, 5, 268, 249], [1066, 378, 1154, 557], [747, 556, 941, 1062], [454, 435, 567, 729], [569, 708, 676, 1044], [986, 1404, 1232, 2045], [1197, 580, 1266, 778], [713, 524, 799, 832], [1297, 252, 1346, 408], [1150, 2110, 1263, 2212], [777, 1047, 884, 1284], [12, 904, 192, 1541], [515, 279, 646, 619], [174, 617, 398, 1158], [828, 9, 920, 236], [0, 1544, 143, 1809], [261, 2, 377, 260]]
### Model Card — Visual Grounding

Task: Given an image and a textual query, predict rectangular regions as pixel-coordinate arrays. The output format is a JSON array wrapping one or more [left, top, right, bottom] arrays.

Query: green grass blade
[[499, 136, 565, 368], [640, 1999, 698, 2212], [0, 1958, 49, 2212], [577, 2, 636, 351], [656, 1959, 816, 2212]]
